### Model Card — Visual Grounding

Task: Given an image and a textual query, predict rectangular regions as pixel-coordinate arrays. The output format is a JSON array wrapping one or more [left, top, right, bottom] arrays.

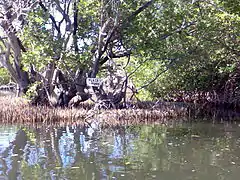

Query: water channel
[[1, 119, 240, 180]]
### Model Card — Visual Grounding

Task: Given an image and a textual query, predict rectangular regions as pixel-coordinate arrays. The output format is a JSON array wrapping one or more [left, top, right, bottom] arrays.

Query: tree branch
[[159, 21, 196, 40], [55, 0, 72, 30], [125, 0, 154, 24], [127, 56, 172, 78], [38, 0, 61, 34], [92, 1, 154, 78], [100, 51, 130, 66], [128, 59, 149, 78], [137, 60, 174, 91], [17, 37, 27, 52], [0, 43, 18, 81], [73, 0, 78, 53]]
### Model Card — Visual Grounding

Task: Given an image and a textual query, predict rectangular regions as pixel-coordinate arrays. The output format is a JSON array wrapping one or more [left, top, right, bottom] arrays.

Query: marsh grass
[[0, 96, 189, 126]]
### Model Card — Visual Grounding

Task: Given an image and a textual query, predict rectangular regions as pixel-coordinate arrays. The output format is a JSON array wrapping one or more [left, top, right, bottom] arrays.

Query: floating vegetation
[[0, 96, 189, 126]]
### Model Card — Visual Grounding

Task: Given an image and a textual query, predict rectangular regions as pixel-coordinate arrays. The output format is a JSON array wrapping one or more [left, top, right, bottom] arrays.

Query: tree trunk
[[8, 33, 30, 96], [0, 3, 30, 96]]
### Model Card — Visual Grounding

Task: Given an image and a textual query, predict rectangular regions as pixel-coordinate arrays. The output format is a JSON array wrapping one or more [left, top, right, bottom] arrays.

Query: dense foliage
[[0, 0, 239, 106], [127, 0, 240, 101]]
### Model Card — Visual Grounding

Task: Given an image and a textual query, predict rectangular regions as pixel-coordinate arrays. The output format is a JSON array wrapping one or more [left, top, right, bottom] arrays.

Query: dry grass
[[0, 96, 189, 126], [0, 96, 88, 125]]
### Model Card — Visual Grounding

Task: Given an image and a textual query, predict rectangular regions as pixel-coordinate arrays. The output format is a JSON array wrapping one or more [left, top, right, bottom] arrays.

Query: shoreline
[[0, 96, 189, 126], [1, 95, 240, 127]]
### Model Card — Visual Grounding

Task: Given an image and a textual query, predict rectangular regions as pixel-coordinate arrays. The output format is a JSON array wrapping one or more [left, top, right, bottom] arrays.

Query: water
[[1, 120, 240, 180]]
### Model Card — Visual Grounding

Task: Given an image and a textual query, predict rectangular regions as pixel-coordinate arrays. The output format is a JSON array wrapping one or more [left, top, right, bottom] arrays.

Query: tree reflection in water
[[0, 121, 240, 179]]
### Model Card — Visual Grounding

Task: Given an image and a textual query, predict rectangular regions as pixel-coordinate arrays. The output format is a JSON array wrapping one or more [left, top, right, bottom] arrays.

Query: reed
[[0, 96, 189, 126]]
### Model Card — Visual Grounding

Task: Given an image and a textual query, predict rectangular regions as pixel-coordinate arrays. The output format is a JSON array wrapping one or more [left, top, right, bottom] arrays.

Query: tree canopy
[[0, 0, 239, 107]]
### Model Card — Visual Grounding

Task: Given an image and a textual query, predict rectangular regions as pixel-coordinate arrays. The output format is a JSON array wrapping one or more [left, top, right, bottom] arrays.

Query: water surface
[[1, 120, 240, 180]]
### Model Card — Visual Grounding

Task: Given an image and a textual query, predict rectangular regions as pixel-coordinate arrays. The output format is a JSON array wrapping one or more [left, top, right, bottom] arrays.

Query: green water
[[1, 120, 240, 180]]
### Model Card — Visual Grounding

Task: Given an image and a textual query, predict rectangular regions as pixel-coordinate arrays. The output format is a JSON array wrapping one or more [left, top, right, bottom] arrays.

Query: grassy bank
[[0, 96, 189, 126]]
